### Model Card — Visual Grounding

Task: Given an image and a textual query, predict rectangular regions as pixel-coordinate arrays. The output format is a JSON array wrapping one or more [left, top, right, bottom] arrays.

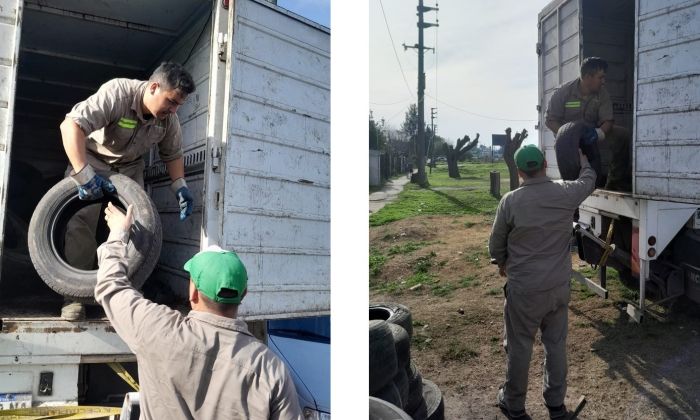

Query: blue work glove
[[171, 178, 194, 221], [70, 164, 116, 200], [581, 126, 605, 147]]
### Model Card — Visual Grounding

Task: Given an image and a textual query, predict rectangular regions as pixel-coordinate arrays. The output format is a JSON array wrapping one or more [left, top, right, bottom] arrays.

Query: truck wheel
[[370, 320, 399, 393], [370, 302, 414, 338], [28, 175, 162, 301]]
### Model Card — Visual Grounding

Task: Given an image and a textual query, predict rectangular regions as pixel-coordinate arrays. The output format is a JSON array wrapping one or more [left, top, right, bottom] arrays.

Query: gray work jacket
[[66, 78, 183, 166], [96, 232, 303, 420], [488, 162, 596, 294]]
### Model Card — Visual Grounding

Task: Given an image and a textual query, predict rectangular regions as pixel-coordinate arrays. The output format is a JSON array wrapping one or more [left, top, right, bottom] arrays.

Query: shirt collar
[[521, 175, 551, 186], [131, 81, 148, 122], [187, 310, 254, 336]]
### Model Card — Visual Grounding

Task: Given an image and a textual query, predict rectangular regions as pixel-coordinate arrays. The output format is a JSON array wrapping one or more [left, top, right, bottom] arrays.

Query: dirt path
[[370, 215, 700, 419]]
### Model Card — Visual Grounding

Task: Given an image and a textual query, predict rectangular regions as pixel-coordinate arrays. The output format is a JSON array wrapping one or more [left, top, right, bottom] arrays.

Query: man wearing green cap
[[95, 202, 302, 420], [489, 145, 595, 420]]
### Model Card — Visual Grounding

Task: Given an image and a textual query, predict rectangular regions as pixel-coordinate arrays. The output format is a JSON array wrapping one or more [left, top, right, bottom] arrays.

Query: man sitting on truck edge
[[59, 62, 196, 321], [489, 145, 596, 420], [545, 56, 632, 192], [96, 202, 303, 420]]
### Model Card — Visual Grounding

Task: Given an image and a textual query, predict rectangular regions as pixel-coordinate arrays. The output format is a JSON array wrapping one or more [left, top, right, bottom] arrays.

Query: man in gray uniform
[[545, 57, 631, 191], [60, 62, 196, 320], [97, 203, 303, 420], [489, 145, 595, 419]]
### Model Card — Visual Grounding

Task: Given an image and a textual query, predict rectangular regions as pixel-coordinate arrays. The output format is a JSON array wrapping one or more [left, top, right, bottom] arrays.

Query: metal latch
[[217, 32, 227, 62], [211, 146, 222, 172]]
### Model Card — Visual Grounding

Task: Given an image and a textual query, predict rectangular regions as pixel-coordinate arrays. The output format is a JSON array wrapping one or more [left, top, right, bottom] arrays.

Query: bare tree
[[502, 127, 529, 190], [444, 134, 479, 179]]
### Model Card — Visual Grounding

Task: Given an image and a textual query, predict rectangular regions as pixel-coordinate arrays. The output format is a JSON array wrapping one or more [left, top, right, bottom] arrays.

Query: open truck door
[[0, 0, 23, 270]]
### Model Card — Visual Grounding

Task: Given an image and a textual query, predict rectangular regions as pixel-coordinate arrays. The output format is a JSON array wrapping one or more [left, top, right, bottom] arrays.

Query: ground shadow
[[569, 299, 700, 418]]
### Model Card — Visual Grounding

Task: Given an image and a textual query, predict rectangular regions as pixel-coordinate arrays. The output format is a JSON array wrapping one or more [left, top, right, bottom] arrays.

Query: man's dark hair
[[580, 57, 608, 77], [150, 62, 195, 94], [199, 291, 238, 314], [520, 168, 540, 178]]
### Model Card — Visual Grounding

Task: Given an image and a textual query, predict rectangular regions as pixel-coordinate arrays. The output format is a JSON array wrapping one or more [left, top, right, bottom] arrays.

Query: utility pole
[[403, 0, 438, 187], [429, 107, 437, 174]]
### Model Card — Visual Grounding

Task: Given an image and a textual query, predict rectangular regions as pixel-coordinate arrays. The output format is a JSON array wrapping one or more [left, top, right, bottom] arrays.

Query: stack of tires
[[369, 303, 444, 420]]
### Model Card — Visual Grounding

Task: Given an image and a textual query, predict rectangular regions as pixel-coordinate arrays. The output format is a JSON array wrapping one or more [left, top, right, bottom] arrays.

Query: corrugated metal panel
[[0, 0, 22, 263], [145, 10, 213, 293], [538, 0, 581, 179], [634, 0, 700, 202], [223, 0, 329, 318]]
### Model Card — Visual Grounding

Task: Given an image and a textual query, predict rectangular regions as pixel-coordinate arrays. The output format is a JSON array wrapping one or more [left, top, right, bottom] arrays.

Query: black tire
[[371, 381, 403, 408], [422, 379, 445, 420], [28, 175, 162, 300], [404, 361, 424, 415], [388, 322, 411, 370], [369, 396, 413, 420], [554, 121, 604, 187], [370, 320, 398, 393], [393, 369, 409, 410], [370, 302, 414, 338]]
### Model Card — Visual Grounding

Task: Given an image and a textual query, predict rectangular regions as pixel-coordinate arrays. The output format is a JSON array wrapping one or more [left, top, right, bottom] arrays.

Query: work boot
[[61, 300, 85, 321], [496, 387, 531, 420], [545, 403, 568, 420]]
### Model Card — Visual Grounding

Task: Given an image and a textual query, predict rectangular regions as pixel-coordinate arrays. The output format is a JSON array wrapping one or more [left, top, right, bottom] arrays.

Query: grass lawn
[[369, 162, 511, 226]]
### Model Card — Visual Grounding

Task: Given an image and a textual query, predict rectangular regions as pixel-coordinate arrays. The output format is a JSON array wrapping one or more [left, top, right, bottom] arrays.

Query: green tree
[[369, 113, 387, 150]]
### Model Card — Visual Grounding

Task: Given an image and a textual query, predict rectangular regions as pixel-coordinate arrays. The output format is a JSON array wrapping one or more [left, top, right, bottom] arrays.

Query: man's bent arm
[[60, 118, 88, 172], [546, 119, 562, 136], [96, 231, 184, 354], [165, 156, 185, 182], [563, 157, 596, 206]]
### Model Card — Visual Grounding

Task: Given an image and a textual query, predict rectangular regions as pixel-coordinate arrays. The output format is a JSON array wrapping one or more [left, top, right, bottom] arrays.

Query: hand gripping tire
[[28, 174, 162, 300]]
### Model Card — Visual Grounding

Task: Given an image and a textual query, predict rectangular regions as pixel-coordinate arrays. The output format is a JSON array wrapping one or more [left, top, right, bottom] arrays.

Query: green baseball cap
[[184, 246, 248, 304], [514, 145, 545, 171]]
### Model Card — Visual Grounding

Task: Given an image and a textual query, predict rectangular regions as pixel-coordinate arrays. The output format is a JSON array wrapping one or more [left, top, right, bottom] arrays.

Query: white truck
[[0, 0, 329, 410], [537, 0, 700, 322]]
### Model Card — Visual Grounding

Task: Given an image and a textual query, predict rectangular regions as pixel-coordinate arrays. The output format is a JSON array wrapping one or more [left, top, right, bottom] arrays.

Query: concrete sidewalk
[[369, 175, 411, 214]]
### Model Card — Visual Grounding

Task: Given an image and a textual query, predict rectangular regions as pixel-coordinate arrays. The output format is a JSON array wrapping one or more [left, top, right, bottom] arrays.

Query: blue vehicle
[[267, 315, 330, 419]]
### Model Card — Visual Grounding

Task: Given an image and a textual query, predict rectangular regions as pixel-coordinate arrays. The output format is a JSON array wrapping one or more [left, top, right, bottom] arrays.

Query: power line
[[378, 0, 415, 99], [424, 93, 536, 122]]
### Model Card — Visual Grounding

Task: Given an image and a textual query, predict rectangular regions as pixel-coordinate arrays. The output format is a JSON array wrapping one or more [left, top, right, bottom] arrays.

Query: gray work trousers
[[63, 155, 144, 269], [502, 281, 570, 412]]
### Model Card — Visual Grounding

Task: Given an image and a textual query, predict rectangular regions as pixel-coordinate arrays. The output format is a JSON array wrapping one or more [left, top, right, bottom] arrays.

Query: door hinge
[[536, 42, 542, 56], [217, 32, 228, 62], [211, 146, 222, 172]]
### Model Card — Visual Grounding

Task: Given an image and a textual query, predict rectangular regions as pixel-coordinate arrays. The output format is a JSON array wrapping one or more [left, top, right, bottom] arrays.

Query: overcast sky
[[370, 0, 554, 146]]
